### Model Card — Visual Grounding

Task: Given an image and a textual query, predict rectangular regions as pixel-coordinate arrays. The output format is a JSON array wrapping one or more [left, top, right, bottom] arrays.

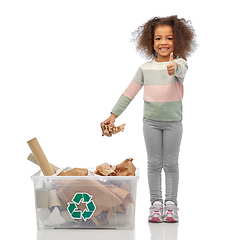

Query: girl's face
[[153, 25, 174, 62]]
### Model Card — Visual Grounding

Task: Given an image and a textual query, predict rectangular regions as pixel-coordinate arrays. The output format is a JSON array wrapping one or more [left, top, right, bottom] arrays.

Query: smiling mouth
[[160, 47, 169, 52]]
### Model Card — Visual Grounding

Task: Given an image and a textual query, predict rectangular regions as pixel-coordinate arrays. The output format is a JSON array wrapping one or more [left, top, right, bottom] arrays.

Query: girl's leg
[[162, 121, 183, 205], [143, 118, 163, 204]]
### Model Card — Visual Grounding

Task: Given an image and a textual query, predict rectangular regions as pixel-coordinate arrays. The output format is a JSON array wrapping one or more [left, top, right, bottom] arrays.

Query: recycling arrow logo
[[67, 192, 96, 221]]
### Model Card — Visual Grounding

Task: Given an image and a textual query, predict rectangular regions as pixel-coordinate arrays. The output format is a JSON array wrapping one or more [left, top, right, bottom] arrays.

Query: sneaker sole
[[163, 216, 178, 223], [148, 217, 162, 223]]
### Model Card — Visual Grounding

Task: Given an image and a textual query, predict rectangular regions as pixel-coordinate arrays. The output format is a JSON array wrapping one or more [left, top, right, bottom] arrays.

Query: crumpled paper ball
[[101, 123, 126, 137]]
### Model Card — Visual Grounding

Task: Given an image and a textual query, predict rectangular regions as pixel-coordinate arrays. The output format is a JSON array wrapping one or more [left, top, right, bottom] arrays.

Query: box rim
[[31, 168, 140, 181]]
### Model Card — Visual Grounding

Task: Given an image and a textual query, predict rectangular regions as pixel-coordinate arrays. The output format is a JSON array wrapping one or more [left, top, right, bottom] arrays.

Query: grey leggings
[[143, 118, 183, 205]]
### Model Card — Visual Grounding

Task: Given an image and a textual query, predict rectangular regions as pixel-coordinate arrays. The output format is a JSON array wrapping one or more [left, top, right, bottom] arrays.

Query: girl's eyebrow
[[154, 34, 173, 37]]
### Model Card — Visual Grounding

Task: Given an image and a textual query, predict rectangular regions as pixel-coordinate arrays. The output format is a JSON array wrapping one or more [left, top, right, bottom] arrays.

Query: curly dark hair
[[132, 15, 197, 60]]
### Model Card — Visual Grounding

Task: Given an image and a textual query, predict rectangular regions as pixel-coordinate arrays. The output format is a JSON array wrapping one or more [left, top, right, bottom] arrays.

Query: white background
[[1, 0, 240, 239]]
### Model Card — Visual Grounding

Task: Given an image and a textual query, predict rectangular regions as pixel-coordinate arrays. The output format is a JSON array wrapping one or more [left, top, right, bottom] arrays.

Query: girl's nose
[[161, 39, 167, 44]]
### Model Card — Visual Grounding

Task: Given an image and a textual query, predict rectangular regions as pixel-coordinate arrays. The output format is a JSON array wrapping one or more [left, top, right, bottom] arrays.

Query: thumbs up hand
[[167, 52, 178, 76]]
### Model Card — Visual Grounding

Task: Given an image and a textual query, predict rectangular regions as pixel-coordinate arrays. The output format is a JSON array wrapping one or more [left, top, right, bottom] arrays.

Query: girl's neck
[[155, 55, 170, 63]]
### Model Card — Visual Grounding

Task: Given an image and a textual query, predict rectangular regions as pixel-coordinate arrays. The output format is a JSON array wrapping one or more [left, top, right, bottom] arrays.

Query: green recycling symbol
[[67, 192, 96, 221]]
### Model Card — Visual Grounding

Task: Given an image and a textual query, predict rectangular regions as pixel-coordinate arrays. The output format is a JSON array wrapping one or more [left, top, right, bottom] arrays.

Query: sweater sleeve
[[111, 95, 132, 117], [174, 58, 188, 83], [111, 67, 143, 117]]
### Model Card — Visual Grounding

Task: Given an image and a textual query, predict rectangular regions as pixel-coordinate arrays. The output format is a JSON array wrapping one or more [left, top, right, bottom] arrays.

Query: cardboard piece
[[57, 168, 88, 176], [27, 138, 54, 176], [101, 123, 126, 137]]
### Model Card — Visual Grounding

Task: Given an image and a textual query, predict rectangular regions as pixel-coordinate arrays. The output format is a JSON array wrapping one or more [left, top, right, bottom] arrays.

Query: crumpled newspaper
[[101, 123, 126, 137]]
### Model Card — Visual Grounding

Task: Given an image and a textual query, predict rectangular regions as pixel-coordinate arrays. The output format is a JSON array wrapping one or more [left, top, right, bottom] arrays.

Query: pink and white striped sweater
[[112, 58, 188, 121]]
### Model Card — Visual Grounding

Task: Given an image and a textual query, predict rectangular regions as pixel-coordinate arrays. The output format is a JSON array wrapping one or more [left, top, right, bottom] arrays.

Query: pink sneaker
[[148, 201, 163, 223], [163, 201, 179, 222]]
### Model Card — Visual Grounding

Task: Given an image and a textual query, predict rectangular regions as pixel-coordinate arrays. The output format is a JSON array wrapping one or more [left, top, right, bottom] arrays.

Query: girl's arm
[[101, 68, 143, 127], [174, 59, 188, 83]]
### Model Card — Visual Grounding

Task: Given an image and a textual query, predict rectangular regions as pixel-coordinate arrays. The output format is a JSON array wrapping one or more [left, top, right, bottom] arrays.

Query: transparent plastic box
[[31, 169, 139, 230]]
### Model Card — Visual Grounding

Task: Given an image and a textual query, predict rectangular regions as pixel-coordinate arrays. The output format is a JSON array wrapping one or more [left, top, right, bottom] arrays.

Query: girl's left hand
[[167, 52, 178, 76]]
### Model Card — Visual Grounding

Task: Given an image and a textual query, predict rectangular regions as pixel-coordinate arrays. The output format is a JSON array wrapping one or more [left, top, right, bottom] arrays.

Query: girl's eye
[[155, 37, 173, 41]]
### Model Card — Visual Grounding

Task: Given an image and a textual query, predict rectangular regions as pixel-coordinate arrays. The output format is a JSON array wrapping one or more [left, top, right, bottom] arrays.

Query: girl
[[101, 15, 197, 223]]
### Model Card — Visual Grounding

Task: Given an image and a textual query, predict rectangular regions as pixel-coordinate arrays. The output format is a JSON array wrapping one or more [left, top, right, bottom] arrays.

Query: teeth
[[160, 48, 168, 51]]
